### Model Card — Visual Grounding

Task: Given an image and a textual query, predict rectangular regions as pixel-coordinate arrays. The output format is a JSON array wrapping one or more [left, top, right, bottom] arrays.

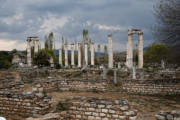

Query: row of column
[[59, 35, 113, 68], [59, 43, 95, 67]]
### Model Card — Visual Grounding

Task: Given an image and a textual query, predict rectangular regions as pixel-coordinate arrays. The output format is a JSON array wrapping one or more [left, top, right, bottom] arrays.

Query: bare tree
[[154, 0, 180, 46]]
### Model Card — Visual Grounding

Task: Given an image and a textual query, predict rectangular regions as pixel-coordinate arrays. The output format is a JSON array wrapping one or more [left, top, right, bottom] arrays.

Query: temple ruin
[[126, 29, 143, 69]]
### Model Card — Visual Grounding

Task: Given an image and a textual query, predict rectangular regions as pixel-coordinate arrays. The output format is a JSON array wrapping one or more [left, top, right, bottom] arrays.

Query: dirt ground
[[48, 91, 180, 120]]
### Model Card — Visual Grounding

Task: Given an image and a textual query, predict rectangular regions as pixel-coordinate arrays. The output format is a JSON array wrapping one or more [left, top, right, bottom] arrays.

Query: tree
[[154, 0, 180, 45], [0, 51, 13, 69], [33, 49, 51, 66], [144, 44, 169, 64], [44, 32, 54, 50]]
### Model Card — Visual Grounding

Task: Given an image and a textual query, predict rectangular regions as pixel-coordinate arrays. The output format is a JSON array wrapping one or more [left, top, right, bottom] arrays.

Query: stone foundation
[[0, 90, 51, 117], [123, 79, 180, 95], [27, 96, 138, 120], [33, 79, 108, 92]]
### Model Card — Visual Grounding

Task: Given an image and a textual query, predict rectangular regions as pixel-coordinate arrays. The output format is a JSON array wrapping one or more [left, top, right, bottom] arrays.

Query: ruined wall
[[57, 96, 137, 120], [33, 79, 108, 92], [0, 90, 51, 117], [123, 79, 180, 95]]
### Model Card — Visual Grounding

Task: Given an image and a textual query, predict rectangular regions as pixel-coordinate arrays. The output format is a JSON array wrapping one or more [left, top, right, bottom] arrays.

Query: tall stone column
[[78, 43, 82, 67], [138, 33, 143, 69], [64, 43, 68, 67], [71, 43, 75, 66], [84, 43, 88, 66], [59, 48, 63, 66], [126, 33, 133, 69], [108, 34, 113, 68], [34, 38, 39, 53], [27, 38, 32, 67], [91, 43, 95, 66]]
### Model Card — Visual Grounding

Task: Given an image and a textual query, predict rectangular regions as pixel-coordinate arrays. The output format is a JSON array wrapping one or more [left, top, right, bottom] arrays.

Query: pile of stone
[[155, 110, 180, 120]]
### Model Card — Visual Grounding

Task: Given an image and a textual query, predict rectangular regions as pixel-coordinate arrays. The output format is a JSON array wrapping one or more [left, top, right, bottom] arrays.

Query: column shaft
[[84, 44, 88, 66], [126, 34, 133, 69], [78, 43, 82, 67], [59, 48, 63, 66], [138, 33, 143, 68], [91, 43, 95, 66], [71, 44, 75, 66], [108, 35, 113, 68], [65, 44, 68, 67]]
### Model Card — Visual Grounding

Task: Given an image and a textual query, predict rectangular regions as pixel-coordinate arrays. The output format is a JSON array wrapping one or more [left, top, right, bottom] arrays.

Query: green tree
[[144, 44, 169, 64], [33, 49, 51, 66], [44, 32, 54, 50], [0, 51, 13, 69]]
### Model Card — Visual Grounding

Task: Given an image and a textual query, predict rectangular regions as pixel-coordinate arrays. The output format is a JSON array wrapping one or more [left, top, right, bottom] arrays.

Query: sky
[[0, 0, 157, 52]]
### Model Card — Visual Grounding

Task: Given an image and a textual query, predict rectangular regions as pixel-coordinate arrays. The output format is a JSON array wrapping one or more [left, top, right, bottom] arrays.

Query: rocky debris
[[155, 110, 180, 120]]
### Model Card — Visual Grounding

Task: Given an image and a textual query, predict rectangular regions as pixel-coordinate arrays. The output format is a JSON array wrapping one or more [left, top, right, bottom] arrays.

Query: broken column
[[84, 43, 88, 66], [71, 43, 75, 66], [108, 34, 113, 68], [59, 48, 63, 66], [78, 43, 82, 67], [138, 32, 143, 69], [91, 42, 95, 66], [126, 32, 133, 69], [27, 38, 32, 67], [64, 42, 68, 67]]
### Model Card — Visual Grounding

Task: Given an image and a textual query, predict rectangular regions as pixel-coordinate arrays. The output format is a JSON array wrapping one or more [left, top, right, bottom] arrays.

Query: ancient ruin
[[0, 28, 179, 120]]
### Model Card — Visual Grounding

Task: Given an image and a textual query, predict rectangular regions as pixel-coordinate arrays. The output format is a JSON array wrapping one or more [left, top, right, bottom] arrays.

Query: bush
[[55, 101, 67, 112], [107, 69, 114, 76]]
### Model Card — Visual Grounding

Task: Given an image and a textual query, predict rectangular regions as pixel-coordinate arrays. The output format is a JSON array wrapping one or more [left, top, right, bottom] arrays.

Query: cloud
[[38, 13, 71, 34], [0, 39, 26, 51], [94, 24, 131, 31], [1, 12, 24, 25], [0, 0, 157, 51]]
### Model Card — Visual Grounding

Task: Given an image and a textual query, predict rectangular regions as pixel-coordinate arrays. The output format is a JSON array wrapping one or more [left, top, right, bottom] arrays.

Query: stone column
[[138, 32, 143, 69], [59, 48, 63, 66], [64, 43, 68, 67], [126, 33, 133, 69], [84, 43, 88, 66], [91, 43, 95, 66], [34, 38, 39, 53], [108, 34, 113, 68], [27, 38, 32, 67], [78, 43, 82, 67], [71, 43, 75, 66]]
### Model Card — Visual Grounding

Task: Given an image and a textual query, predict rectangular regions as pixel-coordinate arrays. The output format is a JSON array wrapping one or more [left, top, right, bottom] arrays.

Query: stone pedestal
[[71, 44, 75, 66], [78, 43, 82, 67], [138, 33, 143, 69], [65, 44, 68, 67], [126, 34, 133, 69], [84, 43, 88, 66], [108, 35, 113, 68], [59, 48, 63, 66], [91, 43, 95, 66]]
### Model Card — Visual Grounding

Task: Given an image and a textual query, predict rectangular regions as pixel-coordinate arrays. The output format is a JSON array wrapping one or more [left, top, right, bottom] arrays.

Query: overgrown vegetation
[[55, 101, 67, 112], [0, 49, 18, 69]]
